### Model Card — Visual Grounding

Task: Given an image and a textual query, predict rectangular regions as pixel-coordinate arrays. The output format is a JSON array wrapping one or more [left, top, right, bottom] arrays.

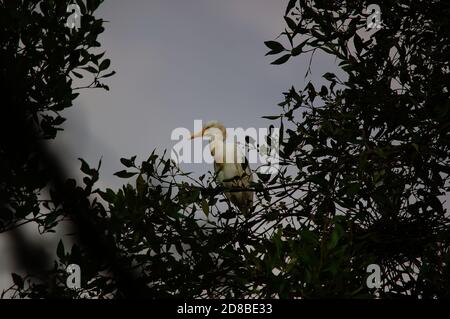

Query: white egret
[[191, 121, 253, 214]]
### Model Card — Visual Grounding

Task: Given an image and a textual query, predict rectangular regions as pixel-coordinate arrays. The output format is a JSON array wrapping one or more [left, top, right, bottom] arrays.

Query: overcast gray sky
[[1, 0, 340, 292], [50, 0, 339, 189]]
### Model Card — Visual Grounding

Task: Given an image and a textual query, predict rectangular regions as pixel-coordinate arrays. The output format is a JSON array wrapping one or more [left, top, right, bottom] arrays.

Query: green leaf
[[262, 115, 281, 120], [97, 188, 116, 203], [81, 65, 98, 74], [354, 33, 363, 55], [271, 54, 291, 65], [306, 82, 316, 101], [285, 0, 297, 15], [299, 229, 318, 245], [53, 116, 66, 125], [264, 41, 285, 55], [72, 71, 83, 78], [327, 224, 344, 250], [99, 59, 111, 71], [101, 70, 116, 78], [11, 273, 24, 289], [265, 210, 279, 221], [136, 174, 146, 194], [78, 158, 96, 176], [94, 51, 106, 62], [57, 239, 65, 259], [291, 41, 306, 56], [161, 160, 171, 175], [311, 29, 324, 39], [120, 157, 136, 168], [201, 198, 209, 217], [323, 72, 336, 81], [114, 170, 137, 178], [284, 16, 297, 31], [328, 229, 340, 250], [347, 183, 360, 195]]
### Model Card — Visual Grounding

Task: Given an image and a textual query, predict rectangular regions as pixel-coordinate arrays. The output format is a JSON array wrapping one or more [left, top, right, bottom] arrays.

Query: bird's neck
[[209, 136, 225, 156]]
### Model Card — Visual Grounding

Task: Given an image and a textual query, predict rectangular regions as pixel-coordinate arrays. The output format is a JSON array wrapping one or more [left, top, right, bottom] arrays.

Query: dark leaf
[[120, 157, 136, 168], [11, 273, 24, 289], [114, 170, 137, 178], [271, 54, 291, 65], [284, 16, 297, 31], [264, 41, 285, 55], [99, 59, 111, 71], [57, 239, 65, 259]]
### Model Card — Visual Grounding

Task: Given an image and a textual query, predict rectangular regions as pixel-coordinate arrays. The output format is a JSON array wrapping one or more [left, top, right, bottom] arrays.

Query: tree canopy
[[1, 0, 450, 298]]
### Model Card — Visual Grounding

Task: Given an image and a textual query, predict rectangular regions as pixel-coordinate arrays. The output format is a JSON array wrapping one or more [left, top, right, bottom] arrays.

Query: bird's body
[[191, 121, 253, 214]]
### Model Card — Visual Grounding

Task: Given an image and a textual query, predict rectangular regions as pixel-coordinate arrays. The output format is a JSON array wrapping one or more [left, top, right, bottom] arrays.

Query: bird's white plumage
[[191, 121, 253, 214]]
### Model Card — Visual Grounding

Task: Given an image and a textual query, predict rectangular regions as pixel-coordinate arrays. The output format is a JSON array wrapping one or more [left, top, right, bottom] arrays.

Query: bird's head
[[190, 121, 227, 141]]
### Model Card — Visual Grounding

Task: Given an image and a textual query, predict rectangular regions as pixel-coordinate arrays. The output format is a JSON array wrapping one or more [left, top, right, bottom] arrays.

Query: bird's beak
[[190, 129, 204, 140]]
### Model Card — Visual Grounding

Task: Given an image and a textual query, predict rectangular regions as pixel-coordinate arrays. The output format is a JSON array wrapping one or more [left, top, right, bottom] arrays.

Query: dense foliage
[[2, 0, 450, 298]]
